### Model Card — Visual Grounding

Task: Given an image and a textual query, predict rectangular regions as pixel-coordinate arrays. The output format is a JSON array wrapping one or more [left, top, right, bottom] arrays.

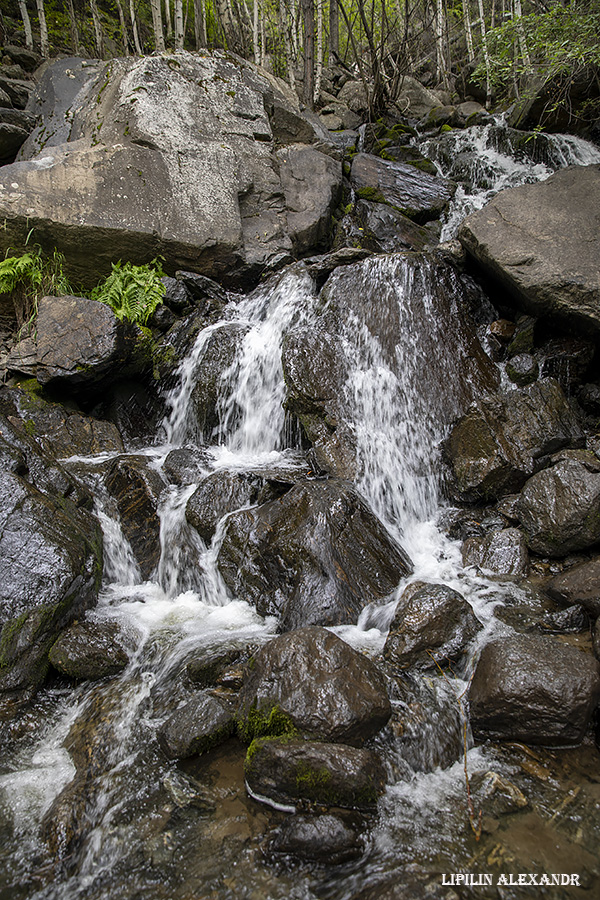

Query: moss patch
[[237, 703, 297, 744]]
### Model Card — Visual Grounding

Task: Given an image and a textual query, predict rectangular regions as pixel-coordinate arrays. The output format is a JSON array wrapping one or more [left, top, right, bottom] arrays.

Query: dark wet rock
[[348, 871, 459, 900], [190, 322, 249, 442], [546, 558, 600, 618], [350, 153, 456, 223], [383, 581, 481, 670], [4, 45, 40, 72], [148, 303, 177, 332], [539, 605, 589, 635], [469, 633, 600, 745], [515, 457, 600, 557], [578, 383, 600, 416], [95, 380, 164, 450], [2, 54, 340, 287], [506, 353, 538, 387], [282, 324, 355, 478], [218, 479, 411, 630], [186, 646, 246, 687], [175, 271, 229, 321], [2, 384, 124, 459], [15, 295, 135, 394], [488, 319, 516, 344], [458, 165, 600, 335], [162, 276, 192, 313], [41, 772, 90, 862], [277, 144, 342, 254], [245, 737, 386, 810], [386, 674, 464, 773], [186, 469, 293, 543], [0, 416, 103, 696], [163, 448, 211, 486], [0, 75, 32, 109], [470, 770, 528, 817], [49, 620, 130, 680], [354, 199, 434, 253], [0, 121, 30, 162], [593, 619, 600, 661], [538, 336, 594, 392], [105, 456, 167, 579], [506, 314, 536, 358], [265, 812, 365, 863], [462, 528, 529, 578], [237, 627, 391, 746], [444, 379, 584, 502], [509, 65, 600, 138], [158, 692, 235, 759]]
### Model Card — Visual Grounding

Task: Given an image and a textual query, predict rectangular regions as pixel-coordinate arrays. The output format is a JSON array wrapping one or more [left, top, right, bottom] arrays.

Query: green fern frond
[[91, 259, 166, 325]]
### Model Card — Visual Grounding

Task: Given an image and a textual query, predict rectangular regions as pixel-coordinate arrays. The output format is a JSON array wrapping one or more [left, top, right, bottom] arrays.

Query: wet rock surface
[[469, 633, 600, 745], [245, 737, 386, 810], [265, 811, 365, 863], [158, 692, 235, 759], [350, 153, 456, 223], [444, 379, 583, 501], [237, 627, 391, 746], [462, 527, 530, 577], [383, 581, 481, 670], [217, 479, 412, 629], [49, 619, 130, 680], [546, 557, 600, 618]]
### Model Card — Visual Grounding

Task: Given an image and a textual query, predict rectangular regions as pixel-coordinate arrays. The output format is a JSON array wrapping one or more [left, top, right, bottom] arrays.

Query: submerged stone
[[158, 692, 235, 759]]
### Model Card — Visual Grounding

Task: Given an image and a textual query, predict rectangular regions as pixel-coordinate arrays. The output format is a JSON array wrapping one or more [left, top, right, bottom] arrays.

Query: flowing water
[[1, 122, 600, 899]]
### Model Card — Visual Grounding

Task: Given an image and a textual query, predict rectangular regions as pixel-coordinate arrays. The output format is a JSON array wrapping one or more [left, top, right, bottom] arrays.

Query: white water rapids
[[1, 122, 599, 900]]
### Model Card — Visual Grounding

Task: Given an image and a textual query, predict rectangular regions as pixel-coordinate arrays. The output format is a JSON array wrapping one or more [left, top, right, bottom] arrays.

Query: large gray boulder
[[0, 53, 341, 287], [217, 479, 412, 630], [469, 634, 600, 745], [444, 379, 583, 502], [458, 165, 600, 334], [546, 557, 600, 619], [515, 456, 600, 557], [0, 415, 103, 699], [236, 626, 391, 746]]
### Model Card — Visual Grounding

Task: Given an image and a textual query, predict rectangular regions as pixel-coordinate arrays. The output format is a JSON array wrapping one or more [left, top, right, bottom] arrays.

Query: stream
[[1, 119, 600, 900]]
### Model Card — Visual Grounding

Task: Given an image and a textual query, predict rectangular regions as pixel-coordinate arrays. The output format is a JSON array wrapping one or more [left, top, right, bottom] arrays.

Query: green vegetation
[[237, 703, 298, 744], [0, 244, 166, 327], [90, 259, 166, 325]]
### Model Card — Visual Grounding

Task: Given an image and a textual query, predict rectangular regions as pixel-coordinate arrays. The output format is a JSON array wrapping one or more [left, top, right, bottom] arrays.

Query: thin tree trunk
[[301, 0, 315, 108], [64, 0, 80, 54], [151, 0, 166, 51], [130, 0, 143, 53], [174, 0, 185, 47], [329, 0, 339, 58], [476, 0, 492, 108], [18, 1, 34, 51], [314, 0, 323, 104], [194, 0, 206, 47], [280, 0, 296, 88], [165, 0, 173, 37], [513, 0, 532, 71], [90, 0, 105, 57], [115, 0, 129, 54], [463, 0, 474, 63], [253, 0, 260, 64], [36, 0, 50, 57]]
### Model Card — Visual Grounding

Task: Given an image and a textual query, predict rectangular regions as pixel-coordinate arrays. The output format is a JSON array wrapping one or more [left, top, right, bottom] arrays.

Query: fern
[[0, 245, 75, 334], [91, 259, 166, 325]]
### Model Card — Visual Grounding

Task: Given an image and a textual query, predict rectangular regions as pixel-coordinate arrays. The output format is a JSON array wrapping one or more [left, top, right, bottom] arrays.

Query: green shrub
[[0, 245, 74, 334]]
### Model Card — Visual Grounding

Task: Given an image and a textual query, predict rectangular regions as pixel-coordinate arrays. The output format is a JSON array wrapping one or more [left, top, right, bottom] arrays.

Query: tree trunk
[[150, 0, 166, 51], [174, 0, 185, 47], [513, 0, 532, 72], [301, 0, 315, 108], [90, 0, 105, 57], [165, 0, 173, 37], [279, 0, 296, 89], [194, 0, 206, 47], [476, 0, 492, 108], [35, 0, 50, 57], [329, 0, 339, 59], [115, 0, 129, 54], [130, 0, 143, 53], [253, 0, 260, 64], [314, 0, 323, 104], [463, 0, 474, 63], [18, 0, 34, 50], [65, 0, 80, 55]]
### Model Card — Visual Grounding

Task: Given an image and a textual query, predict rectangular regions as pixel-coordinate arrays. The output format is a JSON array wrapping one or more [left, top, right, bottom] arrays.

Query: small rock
[[157, 692, 235, 759]]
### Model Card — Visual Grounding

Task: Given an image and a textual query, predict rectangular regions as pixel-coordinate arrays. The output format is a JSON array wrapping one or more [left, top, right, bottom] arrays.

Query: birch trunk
[[174, 0, 185, 48], [476, 0, 492, 108], [90, 0, 105, 57], [253, 0, 260, 64], [115, 0, 129, 55], [150, 0, 166, 51], [513, 0, 532, 72], [65, 0, 80, 54], [35, 0, 50, 57], [301, 0, 314, 108], [463, 0, 474, 63], [18, 0, 34, 51], [165, 0, 173, 37], [130, 0, 143, 53], [314, 0, 323, 104], [329, 0, 339, 58], [194, 0, 206, 47]]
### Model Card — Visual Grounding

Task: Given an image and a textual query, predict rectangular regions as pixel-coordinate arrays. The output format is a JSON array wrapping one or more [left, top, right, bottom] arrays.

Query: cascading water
[[2, 124, 600, 900]]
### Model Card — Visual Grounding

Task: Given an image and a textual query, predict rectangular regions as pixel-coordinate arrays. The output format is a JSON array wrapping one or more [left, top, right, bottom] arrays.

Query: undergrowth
[[0, 244, 166, 328]]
